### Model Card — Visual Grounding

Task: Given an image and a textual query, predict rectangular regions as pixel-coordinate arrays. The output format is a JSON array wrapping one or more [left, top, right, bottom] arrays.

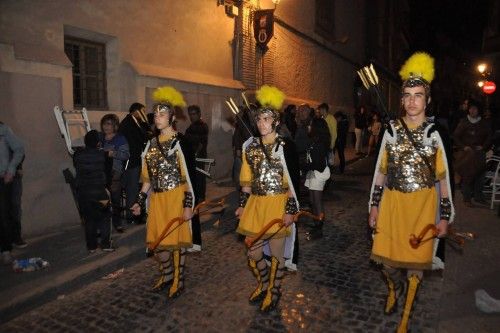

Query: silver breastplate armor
[[386, 122, 437, 192], [145, 136, 184, 192], [245, 138, 287, 195]]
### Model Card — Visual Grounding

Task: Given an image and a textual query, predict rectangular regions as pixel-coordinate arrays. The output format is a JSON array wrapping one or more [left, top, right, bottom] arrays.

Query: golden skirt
[[371, 187, 437, 270], [237, 193, 291, 239], [146, 184, 192, 250]]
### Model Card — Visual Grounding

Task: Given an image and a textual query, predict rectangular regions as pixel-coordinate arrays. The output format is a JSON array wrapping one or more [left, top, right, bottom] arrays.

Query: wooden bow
[[245, 211, 324, 249], [148, 198, 225, 253], [409, 223, 475, 249]]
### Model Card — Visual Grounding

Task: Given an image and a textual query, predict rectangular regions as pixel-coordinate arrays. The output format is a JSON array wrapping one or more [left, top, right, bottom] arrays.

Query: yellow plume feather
[[255, 85, 285, 111], [152, 86, 186, 107], [399, 52, 435, 83]]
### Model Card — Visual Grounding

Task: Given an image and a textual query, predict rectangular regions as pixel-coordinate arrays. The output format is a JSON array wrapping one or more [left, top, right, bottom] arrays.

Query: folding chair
[[483, 155, 500, 209]]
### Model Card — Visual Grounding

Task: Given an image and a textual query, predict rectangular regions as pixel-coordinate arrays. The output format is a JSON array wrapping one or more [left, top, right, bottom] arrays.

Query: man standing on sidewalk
[[119, 103, 151, 224], [368, 52, 455, 332], [0, 122, 24, 264], [185, 105, 208, 252], [318, 103, 337, 167]]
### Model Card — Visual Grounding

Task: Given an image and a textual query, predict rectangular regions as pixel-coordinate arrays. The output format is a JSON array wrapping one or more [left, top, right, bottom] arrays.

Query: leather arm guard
[[136, 192, 148, 210], [440, 197, 451, 221], [183, 191, 193, 208], [239, 191, 250, 208], [370, 185, 384, 207], [285, 197, 299, 215]]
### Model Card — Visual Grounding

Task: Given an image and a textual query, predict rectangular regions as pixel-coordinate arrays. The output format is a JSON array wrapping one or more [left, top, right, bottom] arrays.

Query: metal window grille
[[64, 37, 108, 109]]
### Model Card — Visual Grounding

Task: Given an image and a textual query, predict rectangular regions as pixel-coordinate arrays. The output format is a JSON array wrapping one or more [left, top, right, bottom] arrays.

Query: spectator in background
[[354, 106, 368, 155], [11, 158, 27, 248], [304, 118, 331, 240], [318, 103, 337, 166], [73, 130, 113, 253], [119, 103, 151, 224], [367, 113, 382, 156], [283, 104, 297, 138], [100, 114, 130, 233], [449, 98, 468, 134], [232, 107, 254, 190], [334, 111, 349, 174], [185, 105, 209, 252], [295, 104, 313, 175], [454, 101, 493, 207], [185, 105, 209, 201], [0, 122, 24, 264]]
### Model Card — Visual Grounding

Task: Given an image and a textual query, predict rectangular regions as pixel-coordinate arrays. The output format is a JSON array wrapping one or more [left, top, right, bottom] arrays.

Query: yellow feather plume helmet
[[255, 85, 285, 111], [399, 52, 435, 84], [152, 86, 186, 108]]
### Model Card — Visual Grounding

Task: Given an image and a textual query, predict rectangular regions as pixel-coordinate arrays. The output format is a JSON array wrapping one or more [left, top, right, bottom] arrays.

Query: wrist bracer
[[285, 197, 299, 215], [239, 191, 250, 208], [370, 185, 384, 207], [440, 197, 451, 221], [183, 191, 193, 208], [136, 192, 148, 208]]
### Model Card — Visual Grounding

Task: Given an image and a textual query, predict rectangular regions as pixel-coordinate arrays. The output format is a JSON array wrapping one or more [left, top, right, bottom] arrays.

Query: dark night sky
[[409, 0, 490, 57], [408, 0, 493, 110]]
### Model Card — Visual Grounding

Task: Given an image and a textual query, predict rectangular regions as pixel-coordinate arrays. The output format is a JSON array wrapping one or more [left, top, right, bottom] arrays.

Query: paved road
[[1, 157, 443, 332]]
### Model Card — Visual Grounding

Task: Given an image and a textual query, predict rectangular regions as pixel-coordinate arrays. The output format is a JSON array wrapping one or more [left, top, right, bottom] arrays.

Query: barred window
[[64, 37, 107, 109]]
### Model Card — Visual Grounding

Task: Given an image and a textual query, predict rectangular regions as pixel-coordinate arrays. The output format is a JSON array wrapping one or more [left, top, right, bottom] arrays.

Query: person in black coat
[[118, 103, 152, 224], [73, 130, 113, 252], [334, 111, 349, 173]]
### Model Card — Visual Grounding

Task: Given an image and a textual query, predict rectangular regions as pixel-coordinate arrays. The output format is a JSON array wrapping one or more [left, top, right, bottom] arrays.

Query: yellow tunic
[[237, 138, 291, 239], [141, 134, 192, 250], [371, 125, 447, 270]]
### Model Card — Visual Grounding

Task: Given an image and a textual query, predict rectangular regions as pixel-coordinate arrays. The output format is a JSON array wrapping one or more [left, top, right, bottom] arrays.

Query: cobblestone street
[[1, 158, 443, 332]]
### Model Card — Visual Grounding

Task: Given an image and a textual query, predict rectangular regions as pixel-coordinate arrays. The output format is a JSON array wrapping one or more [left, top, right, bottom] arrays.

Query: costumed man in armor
[[131, 86, 196, 299], [235, 85, 300, 312], [368, 53, 455, 333]]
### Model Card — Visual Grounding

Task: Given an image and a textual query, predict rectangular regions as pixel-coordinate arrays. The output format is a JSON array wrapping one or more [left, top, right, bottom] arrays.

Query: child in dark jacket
[[73, 130, 113, 253]]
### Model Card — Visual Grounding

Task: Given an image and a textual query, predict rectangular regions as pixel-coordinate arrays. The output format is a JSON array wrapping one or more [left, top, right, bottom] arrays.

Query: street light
[[477, 63, 487, 74], [478, 80, 485, 88]]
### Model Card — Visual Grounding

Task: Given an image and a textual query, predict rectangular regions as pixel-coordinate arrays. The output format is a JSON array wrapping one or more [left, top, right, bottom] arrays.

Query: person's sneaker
[[187, 244, 201, 253], [102, 247, 115, 252], [88, 249, 97, 254], [13, 239, 28, 248], [2, 251, 14, 265]]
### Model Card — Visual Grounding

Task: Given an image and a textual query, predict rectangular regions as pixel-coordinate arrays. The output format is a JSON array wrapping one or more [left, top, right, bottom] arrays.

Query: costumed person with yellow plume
[[131, 86, 196, 299], [367, 52, 455, 332], [235, 85, 300, 312]]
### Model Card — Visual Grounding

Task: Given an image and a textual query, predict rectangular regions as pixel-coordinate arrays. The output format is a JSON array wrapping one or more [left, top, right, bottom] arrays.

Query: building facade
[[1, 0, 367, 235]]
